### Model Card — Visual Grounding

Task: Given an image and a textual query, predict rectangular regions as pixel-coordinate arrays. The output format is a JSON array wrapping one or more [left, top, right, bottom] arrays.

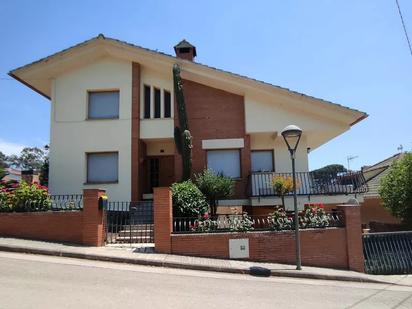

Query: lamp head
[[281, 125, 303, 153]]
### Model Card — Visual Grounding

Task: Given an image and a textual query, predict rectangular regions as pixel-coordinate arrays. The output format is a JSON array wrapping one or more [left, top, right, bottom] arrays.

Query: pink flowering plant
[[190, 213, 218, 232], [0, 181, 51, 212], [299, 204, 331, 228], [269, 207, 293, 231]]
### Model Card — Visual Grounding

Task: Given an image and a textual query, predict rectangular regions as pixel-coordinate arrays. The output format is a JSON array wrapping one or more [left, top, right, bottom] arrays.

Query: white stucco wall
[[250, 133, 308, 172], [49, 57, 132, 200], [244, 93, 348, 150]]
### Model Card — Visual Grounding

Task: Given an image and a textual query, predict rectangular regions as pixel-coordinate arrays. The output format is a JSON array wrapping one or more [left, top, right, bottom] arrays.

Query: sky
[[0, 0, 411, 171]]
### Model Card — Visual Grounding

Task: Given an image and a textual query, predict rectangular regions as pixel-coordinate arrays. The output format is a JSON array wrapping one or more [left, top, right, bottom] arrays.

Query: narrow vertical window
[[154, 88, 161, 118], [144, 85, 151, 119], [164, 90, 171, 118]]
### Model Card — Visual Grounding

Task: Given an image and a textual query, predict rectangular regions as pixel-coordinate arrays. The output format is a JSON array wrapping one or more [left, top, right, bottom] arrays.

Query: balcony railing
[[248, 171, 368, 197]]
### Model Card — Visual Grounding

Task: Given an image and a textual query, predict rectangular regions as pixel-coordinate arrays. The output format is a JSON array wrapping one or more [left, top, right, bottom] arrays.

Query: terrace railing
[[173, 210, 345, 234], [248, 171, 368, 197]]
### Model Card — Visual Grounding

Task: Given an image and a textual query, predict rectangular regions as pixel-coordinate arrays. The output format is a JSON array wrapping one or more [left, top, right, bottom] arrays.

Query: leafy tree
[[0, 166, 7, 180], [8, 147, 47, 172], [272, 175, 294, 208], [39, 157, 49, 186], [0, 151, 8, 168], [311, 164, 347, 178], [195, 169, 234, 216], [379, 153, 412, 228]]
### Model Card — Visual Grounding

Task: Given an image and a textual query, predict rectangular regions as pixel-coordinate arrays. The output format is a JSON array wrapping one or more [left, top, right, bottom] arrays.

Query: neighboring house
[[361, 153, 403, 227], [1, 168, 39, 184], [9, 34, 367, 212]]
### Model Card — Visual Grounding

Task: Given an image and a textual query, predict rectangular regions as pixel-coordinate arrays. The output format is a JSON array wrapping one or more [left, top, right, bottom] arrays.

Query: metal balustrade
[[248, 171, 368, 197]]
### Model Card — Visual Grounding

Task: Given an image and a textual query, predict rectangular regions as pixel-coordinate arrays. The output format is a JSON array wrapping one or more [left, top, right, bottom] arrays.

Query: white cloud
[[0, 139, 27, 156]]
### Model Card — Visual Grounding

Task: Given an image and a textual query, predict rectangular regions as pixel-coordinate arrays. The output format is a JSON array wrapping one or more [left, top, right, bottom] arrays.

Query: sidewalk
[[0, 237, 411, 286]]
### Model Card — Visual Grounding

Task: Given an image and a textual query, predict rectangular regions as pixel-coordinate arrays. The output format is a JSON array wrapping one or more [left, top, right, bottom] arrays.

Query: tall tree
[[0, 151, 8, 168], [173, 64, 193, 181], [8, 147, 46, 172], [379, 153, 412, 228]]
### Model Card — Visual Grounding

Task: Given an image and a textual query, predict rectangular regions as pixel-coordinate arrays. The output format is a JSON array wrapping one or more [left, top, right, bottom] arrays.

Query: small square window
[[87, 152, 118, 183], [251, 150, 274, 172], [207, 149, 241, 178], [88, 91, 119, 119]]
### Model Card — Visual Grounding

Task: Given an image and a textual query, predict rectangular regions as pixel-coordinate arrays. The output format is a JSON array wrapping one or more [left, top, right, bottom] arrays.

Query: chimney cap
[[174, 39, 197, 57]]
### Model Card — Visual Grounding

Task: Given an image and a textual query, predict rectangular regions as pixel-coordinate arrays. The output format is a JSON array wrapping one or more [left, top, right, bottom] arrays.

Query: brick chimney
[[174, 39, 197, 61], [21, 170, 34, 184]]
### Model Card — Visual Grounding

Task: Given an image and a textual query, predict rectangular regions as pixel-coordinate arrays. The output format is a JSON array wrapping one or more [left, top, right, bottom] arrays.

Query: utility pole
[[347, 155, 358, 171]]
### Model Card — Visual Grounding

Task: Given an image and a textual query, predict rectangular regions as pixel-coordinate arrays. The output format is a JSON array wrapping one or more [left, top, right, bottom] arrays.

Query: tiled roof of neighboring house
[[2, 167, 21, 182], [9, 34, 367, 124], [362, 153, 403, 198]]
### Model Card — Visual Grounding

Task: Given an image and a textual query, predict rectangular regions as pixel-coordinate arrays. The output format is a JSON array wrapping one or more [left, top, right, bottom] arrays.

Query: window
[[87, 152, 118, 183], [88, 91, 119, 119], [164, 90, 171, 118], [144, 85, 151, 119], [154, 88, 161, 118], [207, 149, 241, 178], [251, 150, 274, 172]]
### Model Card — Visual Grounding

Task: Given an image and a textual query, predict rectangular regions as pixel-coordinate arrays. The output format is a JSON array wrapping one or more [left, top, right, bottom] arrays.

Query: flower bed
[[0, 181, 51, 212]]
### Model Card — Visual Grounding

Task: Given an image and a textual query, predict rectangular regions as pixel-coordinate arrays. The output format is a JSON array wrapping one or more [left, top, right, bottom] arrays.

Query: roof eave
[[8, 72, 50, 100]]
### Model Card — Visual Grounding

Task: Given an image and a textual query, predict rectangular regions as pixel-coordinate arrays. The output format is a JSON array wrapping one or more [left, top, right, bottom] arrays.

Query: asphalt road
[[0, 252, 411, 309]]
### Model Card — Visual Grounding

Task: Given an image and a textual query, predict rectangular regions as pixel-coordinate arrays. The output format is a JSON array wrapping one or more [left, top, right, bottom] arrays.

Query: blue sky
[[0, 0, 411, 170]]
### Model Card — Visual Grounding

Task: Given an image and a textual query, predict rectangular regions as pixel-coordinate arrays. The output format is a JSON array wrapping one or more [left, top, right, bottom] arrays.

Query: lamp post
[[281, 125, 303, 270]]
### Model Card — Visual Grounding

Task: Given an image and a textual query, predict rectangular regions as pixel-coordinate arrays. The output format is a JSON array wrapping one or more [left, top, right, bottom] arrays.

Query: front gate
[[363, 231, 412, 274], [105, 201, 154, 244]]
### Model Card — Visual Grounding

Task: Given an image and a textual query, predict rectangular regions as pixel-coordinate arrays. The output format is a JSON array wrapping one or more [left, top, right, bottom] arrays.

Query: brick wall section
[[154, 188, 365, 271], [338, 204, 365, 272], [175, 80, 250, 198], [0, 189, 106, 246], [0, 212, 83, 243], [172, 229, 349, 269], [154, 187, 173, 253], [131, 62, 141, 201], [361, 198, 400, 226]]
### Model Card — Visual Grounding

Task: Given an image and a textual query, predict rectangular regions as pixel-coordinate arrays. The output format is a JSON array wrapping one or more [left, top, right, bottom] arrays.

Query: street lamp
[[281, 125, 303, 270]]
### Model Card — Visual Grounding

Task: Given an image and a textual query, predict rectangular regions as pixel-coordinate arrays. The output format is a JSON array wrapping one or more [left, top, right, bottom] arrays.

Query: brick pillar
[[131, 62, 141, 201], [338, 204, 365, 272], [154, 187, 173, 253], [82, 189, 106, 246]]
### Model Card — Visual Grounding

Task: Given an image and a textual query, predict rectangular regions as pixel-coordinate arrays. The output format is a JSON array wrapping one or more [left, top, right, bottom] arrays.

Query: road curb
[[0, 244, 399, 286]]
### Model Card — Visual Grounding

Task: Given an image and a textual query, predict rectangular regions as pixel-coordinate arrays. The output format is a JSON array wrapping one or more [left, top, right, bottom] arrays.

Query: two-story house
[[9, 34, 367, 213]]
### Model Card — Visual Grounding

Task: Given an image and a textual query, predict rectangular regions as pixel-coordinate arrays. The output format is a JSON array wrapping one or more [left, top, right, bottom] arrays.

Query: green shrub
[[171, 180, 208, 217], [379, 153, 412, 227], [195, 169, 234, 216]]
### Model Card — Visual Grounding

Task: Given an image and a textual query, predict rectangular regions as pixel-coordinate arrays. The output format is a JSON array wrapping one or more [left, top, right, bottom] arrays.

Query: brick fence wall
[[154, 187, 365, 272], [0, 189, 106, 246]]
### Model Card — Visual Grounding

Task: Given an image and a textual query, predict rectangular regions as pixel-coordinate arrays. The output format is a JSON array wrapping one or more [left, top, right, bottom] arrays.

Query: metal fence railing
[[173, 210, 345, 234], [0, 194, 83, 212], [105, 201, 154, 244], [363, 231, 412, 275], [248, 171, 368, 197]]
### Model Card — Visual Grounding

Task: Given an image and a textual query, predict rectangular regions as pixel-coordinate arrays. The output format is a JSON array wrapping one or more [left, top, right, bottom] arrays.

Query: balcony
[[248, 171, 368, 197]]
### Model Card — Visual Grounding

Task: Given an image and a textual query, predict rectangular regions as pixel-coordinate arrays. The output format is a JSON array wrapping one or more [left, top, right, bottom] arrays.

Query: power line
[[395, 0, 412, 57]]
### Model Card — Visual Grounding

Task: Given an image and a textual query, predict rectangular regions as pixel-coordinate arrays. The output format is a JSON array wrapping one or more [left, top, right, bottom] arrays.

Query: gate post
[[82, 189, 106, 246], [338, 204, 365, 272], [153, 187, 172, 253]]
